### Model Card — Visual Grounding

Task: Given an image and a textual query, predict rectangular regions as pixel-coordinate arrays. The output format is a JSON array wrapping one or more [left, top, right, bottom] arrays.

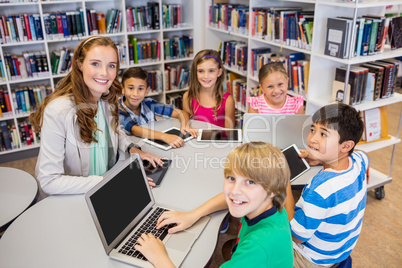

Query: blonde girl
[[247, 62, 304, 114]]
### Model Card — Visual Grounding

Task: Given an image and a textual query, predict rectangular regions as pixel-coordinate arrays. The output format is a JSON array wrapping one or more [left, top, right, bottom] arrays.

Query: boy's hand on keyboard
[[135, 233, 175, 268], [162, 134, 184, 149], [156, 211, 198, 234]]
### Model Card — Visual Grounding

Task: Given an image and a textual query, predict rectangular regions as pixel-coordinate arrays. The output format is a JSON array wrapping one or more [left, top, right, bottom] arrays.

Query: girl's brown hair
[[224, 142, 290, 212], [29, 36, 122, 144], [187, 49, 226, 117], [258, 62, 288, 84]]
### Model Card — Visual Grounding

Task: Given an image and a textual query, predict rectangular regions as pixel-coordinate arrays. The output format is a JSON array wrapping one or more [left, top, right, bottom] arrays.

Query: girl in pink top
[[247, 62, 304, 114], [183, 49, 235, 128]]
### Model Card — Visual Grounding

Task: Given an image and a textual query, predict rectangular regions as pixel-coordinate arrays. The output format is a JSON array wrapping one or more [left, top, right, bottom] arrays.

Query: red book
[[12, 56, 21, 76], [3, 91, 12, 113], [56, 13, 63, 36], [177, 5, 181, 27], [23, 14, 31, 41]]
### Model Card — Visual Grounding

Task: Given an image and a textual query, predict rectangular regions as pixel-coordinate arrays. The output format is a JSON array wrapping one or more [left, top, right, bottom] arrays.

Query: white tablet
[[143, 126, 194, 150], [281, 144, 310, 182], [197, 129, 242, 143]]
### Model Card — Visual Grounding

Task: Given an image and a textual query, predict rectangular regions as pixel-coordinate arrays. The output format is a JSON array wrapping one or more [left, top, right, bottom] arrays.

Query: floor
[[1, 102, 401, 267]]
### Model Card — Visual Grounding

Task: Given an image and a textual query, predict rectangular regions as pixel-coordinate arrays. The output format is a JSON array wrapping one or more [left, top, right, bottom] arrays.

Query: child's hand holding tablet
[[281, 144, 310, 182]]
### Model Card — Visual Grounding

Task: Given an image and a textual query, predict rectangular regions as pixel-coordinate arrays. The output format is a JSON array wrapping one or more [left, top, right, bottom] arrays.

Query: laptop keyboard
[[118, 207, 175, 260]]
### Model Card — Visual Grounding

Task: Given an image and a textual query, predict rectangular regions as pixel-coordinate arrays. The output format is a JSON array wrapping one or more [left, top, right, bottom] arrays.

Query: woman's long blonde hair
[[29, 36, 122, 144], [187, 49, 226, 117]]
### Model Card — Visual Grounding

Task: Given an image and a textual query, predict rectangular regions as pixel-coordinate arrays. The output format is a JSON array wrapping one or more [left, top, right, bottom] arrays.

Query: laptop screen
[[89, 158, 151, 246]]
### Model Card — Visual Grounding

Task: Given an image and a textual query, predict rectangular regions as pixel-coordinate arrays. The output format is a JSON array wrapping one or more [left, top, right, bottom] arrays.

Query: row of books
[[0, 120, 37, 152], [43, 10, 86, 41], [126, 3, 160, 32], [225, 72, 247, 111], [209, 4, 249, 35], [332, 58, 400, 106], [251, 8, 314, 51], [166, 93, 183, 110], [3, 51, 50, 81], [51, 48, 73, 75], [11, 85, 51, 115], [161, 4, 182, 29], [325, 15, 402, 59], [0, 88, 12, 117], [219, 40, 247, 72], [146, 69, 163, 93], [0, 14, 44, 44], [129, 36, 160, 64], [164, 64, 190, 91], [163, 35, 193, 60]]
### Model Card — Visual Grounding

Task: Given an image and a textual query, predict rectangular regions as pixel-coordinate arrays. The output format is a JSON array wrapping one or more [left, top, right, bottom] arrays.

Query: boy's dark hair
[[122, 67, 149, 87], [312, 103, 364, 155]]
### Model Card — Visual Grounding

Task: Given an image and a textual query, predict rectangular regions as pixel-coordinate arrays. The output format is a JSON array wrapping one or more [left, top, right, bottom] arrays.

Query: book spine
[[32, 14, 44, 41]]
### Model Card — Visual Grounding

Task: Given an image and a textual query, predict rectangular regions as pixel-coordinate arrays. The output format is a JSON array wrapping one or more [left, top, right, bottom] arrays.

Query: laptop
[[242, 113, 313, 150], [85, 154, 210, 268], [143, 127, 194, 150]]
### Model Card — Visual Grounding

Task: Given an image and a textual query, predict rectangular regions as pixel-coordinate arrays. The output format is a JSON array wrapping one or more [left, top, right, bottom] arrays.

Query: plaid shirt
[[118, 97, 174, 134]]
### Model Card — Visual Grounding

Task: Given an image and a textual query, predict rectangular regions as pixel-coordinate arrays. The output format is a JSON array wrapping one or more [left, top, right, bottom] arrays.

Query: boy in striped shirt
[[289, 103, 368, 267]]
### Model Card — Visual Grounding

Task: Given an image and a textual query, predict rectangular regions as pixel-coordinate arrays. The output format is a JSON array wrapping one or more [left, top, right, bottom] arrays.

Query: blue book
[[0, 59, 5, 80], [15, 89, 22, 113], [28, 14, 37, 41], [8, 16, 17, 42], [0, 121, 12, 150], [289, 52, 305, 62], [60, 12, 69, 38], [360, 20, 372, 56], [28, 87, 36, 109], [33, 14, 44, 40], [355, 18, 365, 56]]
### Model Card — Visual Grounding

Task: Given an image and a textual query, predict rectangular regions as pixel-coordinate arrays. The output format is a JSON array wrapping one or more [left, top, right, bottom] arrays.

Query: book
[[364, 72, 376, 102], [97, 13, 106, 34], [32, 14, 44, 40], [0, 121, 12, 150], [90, 9, 98, 35], [360, 63, 384, 101], [360, 20, 372, 56], [364, 108, 381, 142], [325, 17, 352, 59]]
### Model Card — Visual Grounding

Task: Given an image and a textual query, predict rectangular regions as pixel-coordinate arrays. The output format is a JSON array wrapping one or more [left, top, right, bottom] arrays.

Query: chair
[[336, 255, 352, 268]]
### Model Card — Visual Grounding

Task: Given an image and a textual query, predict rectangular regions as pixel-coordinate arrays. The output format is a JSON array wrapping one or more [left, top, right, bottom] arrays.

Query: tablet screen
[[281, 145, 310, 182], [199, 129, 240, 142]]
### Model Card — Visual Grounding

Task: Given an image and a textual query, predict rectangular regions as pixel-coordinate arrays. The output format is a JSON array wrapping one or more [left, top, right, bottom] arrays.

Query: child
[[290, 103, 368, 267], [135, 142, 294, 267], [30, 36, 162, 198], [183, 49, 236, 128], [118, 67, 198, 149], [247, 62, 304, 114]]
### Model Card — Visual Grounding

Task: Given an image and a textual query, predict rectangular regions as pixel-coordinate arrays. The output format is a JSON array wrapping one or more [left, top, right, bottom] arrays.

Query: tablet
[[197, 129, 242, 143], [281, 144, 310, 182], [142, 159, 172, 186], [142, 126, 194, 150]]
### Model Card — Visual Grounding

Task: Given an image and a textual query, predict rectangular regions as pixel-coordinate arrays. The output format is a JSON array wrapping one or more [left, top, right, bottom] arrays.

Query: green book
[[368, 19, 379, 55], [130, 36, 138, 64]]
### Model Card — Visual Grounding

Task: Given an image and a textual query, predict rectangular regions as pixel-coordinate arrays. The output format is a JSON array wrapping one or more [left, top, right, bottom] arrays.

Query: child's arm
[[182, 91, 192, 118], [170, 108, 198, 137], [130, 125, 185, 149], [135, 233, 176, 268], [156, 192, 227, 234], [247, 106, 258, 113], [224, 95, 236, 129], [284, 182, 295, 221]]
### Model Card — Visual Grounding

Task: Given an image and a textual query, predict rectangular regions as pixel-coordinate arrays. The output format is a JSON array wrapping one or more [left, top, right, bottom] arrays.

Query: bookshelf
[[0, 0, 203, 158], [202, 0, 402, 199]]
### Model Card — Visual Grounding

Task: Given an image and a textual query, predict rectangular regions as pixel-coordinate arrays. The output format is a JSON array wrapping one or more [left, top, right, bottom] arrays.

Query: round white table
[[0, 167, 38, 230]]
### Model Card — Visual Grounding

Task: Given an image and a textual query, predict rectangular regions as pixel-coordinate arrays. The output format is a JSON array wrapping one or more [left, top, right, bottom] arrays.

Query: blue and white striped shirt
[[291, 151, 369, 266]]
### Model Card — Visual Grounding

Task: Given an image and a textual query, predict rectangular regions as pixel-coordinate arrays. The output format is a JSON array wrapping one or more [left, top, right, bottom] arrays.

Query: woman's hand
[[162, 134, 184, 149], [134, 233, 175, 268], [156, 211, 199, 234]]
